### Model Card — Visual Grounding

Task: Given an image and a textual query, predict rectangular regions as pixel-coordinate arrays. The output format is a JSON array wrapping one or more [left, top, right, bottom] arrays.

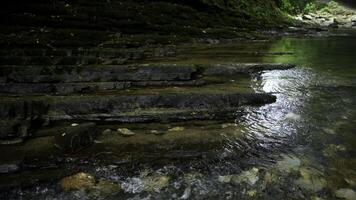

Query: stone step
[[0, 91, 275, 139], [0, 64, 197, 83], [0, 63, 294, 83], [46, 108, 241, 123], [0, 80, 206, 95], [0, 120, 245, 175], [0, 46, 176, 58], [0, 56, 103, 66]]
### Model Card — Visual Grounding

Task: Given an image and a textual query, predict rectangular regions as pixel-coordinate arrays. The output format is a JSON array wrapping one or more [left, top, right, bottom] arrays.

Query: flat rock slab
[[0, 64, 197, 83], [47, 92, 276, 119], [202, 63, 295, 76], [47, 108, 241, 123], [0, 63, 295, 83], [0, 121, 245, 175], [0, 80, 206, 95], [0, 92, 274, 138]]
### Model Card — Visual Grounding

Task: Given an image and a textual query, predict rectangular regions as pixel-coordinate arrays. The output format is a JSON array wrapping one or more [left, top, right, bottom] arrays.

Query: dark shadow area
[[337, 0, 356, 8]]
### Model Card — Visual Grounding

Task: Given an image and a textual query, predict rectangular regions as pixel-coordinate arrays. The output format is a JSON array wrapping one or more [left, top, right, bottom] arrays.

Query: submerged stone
[[54, 123, 97, 153], [184, 172, 203, 184], [0, 138, 24, 145], [231, 167, 260, 186], [181, 186, 192, 200], [218, 175, 233, 183], [142, 175, 170, 192], [101, 129, 112, 135], [221, 123, 236, 128], [247, 189, 257, 197], [59, 172, 95, 191], [322, 144, 347, 157], [295, 168, 327, 192], [323, 128, 336, 135], [117, 128, 136, 136], [219, 168, 260, 186], [0, 163, 20, 174], [285, 112, 301, 121], [168, 127, 185, 132], [88, 180, 122, 197], [335, 188, 356, 200], [276, 154, 301, 173]]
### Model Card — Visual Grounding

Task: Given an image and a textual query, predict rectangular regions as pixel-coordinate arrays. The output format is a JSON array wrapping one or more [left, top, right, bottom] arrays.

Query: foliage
[[277, 0, 316, 14], [303, 2, 317, 13], [319, 1, 342, 14]]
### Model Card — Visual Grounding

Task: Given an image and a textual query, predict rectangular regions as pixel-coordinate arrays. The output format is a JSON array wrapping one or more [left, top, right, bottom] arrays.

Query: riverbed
[[1, 30, 356, 200]]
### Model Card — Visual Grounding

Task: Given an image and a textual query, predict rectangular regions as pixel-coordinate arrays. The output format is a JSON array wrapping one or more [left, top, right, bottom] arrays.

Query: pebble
[[285, 112, 301, 121], [295, 168, 327, 192], [59, 172, 95, 191], [276, 154, 301, 173], [168, 127, 185, 132], [102, 129, 112, 135], [117, 128, 136, 136], [232, 167, 260, 186], [335, 188, 356, 200]]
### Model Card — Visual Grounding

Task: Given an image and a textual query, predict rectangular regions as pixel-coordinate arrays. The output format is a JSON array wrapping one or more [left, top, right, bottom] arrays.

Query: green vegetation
[[277, 0, 317, 14]]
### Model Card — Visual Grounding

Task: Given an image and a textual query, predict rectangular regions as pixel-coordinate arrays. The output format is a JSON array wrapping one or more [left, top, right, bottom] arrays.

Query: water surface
[[6, 31, 356, 200]]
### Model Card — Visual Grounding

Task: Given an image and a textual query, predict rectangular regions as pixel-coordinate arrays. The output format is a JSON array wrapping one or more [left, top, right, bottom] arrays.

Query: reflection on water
[[5, 32, 356, 199]]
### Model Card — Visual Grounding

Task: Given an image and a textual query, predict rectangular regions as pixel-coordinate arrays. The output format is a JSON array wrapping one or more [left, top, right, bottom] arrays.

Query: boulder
[[59, 172, 96, 191], [54, 123, 97, 153]]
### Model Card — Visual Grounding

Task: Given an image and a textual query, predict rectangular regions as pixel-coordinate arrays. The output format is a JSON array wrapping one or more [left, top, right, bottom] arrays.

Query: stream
[[2, 30, 356, 200]]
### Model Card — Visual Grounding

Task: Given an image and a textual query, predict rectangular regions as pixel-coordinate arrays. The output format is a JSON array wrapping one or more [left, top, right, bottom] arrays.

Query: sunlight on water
[[4, 31, 356, 200]]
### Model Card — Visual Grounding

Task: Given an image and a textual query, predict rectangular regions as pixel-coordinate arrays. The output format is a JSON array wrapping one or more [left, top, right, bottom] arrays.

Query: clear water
[[5, 31, 356, 199]]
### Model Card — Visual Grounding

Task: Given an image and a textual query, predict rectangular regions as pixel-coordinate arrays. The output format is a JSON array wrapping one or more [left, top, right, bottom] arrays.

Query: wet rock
[[142, 175, 170, 192], [1, 64, 197, 83], [221, 123, 236, 128], [303, 15, 314, 20], [295, 168, 327, 192], [59, 172, 96, 191], [0, 163, 20, 174], [168, 127, 185, 132], [219, 168, 260, 186], [218, 175, 233, 183], [345, 179, 356, 187], [181, 187, 192, 199], [0, 80, 206, 95], [335, 188, 356, 200], [285, 112, 301, 121], [263, 171, 276, 184], [150, 130, 161, 135], [88, 180, 122, 197], [247, 189, 257, 197], [322, 144, 346, 157], [276, 154, 301, 173], [0, 138, 24, 145], [101, 129, 112, 135], [202, 63, 295, 76], [122, 174, 170, 193], [231, 167, 260, 186], [323, 128, 336, 135], [0, 100, 49, 139], [54, 123, 97, 153], [184, 172, 203, 184], [117, 128, 136, 137], [47, 92, 276, 122]]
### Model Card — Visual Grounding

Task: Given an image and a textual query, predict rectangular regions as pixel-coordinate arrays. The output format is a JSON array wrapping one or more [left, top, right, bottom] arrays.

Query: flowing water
[[4, 31, 356, 199]]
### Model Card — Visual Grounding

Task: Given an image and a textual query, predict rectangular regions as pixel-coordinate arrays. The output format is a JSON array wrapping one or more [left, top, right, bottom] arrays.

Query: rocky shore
[[295, 1, 356, 28], [1, 0, 356, 196]]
